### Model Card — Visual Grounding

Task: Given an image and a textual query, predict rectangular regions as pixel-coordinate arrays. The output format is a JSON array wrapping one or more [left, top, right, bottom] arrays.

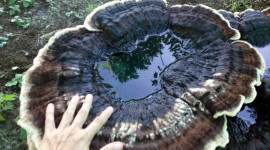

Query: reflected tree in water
[[99, 31, 195, 83]]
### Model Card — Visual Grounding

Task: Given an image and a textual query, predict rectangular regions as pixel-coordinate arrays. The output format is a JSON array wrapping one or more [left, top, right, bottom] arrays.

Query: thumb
[[100, 141, 123, 150]]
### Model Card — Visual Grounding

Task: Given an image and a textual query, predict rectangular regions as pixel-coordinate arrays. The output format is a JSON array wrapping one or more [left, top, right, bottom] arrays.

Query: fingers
[[85, 106, 113, 140], [72, 94, 93, 127], [100, 142, 123, 150], [45, 103, 55, 133], [58, 95, 79, 129]]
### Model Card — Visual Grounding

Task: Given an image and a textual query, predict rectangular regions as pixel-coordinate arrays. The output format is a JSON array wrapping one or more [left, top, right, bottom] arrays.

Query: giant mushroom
[[219, 7, 270, 46], [218, 7, 270, 150], [18, 0, 265, 150], [219, 7, 270, 100]]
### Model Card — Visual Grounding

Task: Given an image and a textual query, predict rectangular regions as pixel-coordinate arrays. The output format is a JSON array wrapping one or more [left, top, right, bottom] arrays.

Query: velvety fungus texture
[[218, 7, 270, 150], [18, 0, 265, 150], [219, 8, 270, 47]]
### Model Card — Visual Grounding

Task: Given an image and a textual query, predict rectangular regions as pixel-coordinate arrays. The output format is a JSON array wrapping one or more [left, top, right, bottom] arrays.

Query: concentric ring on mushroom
[[218, 7, 270, 150], [17, 0, 266, 150]]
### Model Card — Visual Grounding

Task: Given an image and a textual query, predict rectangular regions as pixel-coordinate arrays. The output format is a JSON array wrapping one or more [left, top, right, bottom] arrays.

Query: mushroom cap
[[220, 8, 270, 47], [219, 7, 270, 89], [262, 7, 270, 19], [218, 76, 270, 150], [218, 10, 240, 30], [218, 8, 270, 150], [239, 9, 270, 46], [18, 0, 265, 150]]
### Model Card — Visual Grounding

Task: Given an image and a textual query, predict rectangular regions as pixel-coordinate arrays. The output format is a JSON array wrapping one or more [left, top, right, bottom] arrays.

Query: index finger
[[45, 103, 55, 133]]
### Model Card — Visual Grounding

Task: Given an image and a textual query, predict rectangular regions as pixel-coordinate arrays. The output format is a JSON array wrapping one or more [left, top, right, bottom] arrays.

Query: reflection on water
[[254, 43, 270, 77], [236, 106, 257, 127], [97, 30, 195, 101]]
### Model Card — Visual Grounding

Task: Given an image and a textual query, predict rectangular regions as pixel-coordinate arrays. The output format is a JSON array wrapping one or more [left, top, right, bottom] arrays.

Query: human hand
[[40, 94, 123, 150]]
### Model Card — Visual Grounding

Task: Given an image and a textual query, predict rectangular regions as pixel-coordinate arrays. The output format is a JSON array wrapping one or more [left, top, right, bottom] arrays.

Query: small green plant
[[45, 0, 53, 5], [0, 33, 13, 48], [5, 73, 23, 88], [0, 41, 7, 48], [0, 26, 3, 32], [19, 128, 27, 139], [0, 36, 8, 41], [9, 0, 16, 5], [21, 0, 33, 8], [240, 0, 252, 9], [11, 16, 32, 28], [65, 11, 83, 19], [8, 0, 34, 16], [230, 0, 239, 12], [15, 116, 27, 139], [45, 0, 61, 17], [0, 36, 8, 48], [83, 0, 98, 13], [6, 33, 14, 37], [51, 6, 61, 17], [0, 94, 17, 121], [0, 7, 4, 14], [9, 5, 21, 16]]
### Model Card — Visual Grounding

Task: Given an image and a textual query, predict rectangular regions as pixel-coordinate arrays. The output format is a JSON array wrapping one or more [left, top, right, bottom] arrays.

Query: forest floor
[[0, 0, 269, 149]]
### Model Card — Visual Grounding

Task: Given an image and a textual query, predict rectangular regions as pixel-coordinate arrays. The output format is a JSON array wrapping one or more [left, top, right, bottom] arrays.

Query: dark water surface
[[97, 30, 195, 101]]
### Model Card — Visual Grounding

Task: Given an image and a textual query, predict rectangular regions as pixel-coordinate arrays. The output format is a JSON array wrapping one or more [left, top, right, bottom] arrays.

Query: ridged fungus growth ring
[[217, 7, 270, 150], [18, 0, 265, 150]]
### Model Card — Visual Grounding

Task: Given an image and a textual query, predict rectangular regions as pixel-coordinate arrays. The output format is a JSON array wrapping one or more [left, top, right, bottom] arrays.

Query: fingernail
[[48, 103, 53, 107], [114, 142, 123, 150], [72, 95, 79, 102], [86, 94, 93, 100], [48, 103, 54, 109], [107, 106, 114, 113]]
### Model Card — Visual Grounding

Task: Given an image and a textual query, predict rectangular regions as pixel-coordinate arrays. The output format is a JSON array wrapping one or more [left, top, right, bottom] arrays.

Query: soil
[[0, 0, 269, 150]]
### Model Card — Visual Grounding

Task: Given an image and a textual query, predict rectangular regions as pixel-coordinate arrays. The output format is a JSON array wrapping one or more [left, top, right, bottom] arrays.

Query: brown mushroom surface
[[219, 8, 270, 47], [262, 7, 270, 19], [218, 7, 270, 150], [18, 0, 265, 150]]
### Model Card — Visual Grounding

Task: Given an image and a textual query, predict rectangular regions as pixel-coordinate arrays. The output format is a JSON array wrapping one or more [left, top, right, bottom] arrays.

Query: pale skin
[[40, 94, 123, 150]]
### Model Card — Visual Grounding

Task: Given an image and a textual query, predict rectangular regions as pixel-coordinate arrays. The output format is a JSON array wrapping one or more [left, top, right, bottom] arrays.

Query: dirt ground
[[0, 0, 269, 149]]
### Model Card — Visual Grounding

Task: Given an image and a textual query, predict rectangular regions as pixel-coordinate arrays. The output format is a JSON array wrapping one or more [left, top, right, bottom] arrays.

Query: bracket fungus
[[219, 7, 270, 98], [218, 7, 270, 150], [18, 0, 265, 150], [219, 7, 270, 47]]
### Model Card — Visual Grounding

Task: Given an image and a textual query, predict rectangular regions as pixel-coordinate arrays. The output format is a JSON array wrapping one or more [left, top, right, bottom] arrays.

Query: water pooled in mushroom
[[97, 30, 196, 101]]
